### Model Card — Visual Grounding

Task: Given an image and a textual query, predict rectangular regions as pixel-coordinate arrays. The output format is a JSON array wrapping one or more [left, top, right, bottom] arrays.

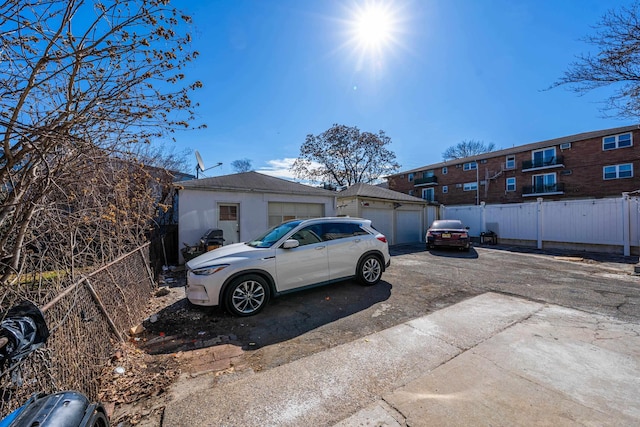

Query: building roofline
[[388, 124, 640, 177]]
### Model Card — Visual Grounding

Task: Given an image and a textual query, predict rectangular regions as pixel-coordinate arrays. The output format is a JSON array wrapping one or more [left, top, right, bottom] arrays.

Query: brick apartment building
[[386, 125, 640, 205]]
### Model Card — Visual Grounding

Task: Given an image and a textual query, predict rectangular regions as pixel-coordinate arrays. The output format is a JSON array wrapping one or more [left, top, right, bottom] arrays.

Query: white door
[[396, 210, 422, 244], [361, 207, 393, 243], [218, 203, 239, 245]]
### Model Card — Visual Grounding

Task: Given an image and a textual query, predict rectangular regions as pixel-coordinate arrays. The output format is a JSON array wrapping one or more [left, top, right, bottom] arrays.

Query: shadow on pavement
[[139, 278, 392, 355], [427, 247, 479, 259], [479, 244, 639, 265]]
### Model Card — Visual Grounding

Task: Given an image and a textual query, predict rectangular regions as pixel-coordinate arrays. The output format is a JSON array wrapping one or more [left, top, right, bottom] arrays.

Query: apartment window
[[463, 182, 478, 191], [532, 173, 557, 193], [506, 177, 516, 192], [422, 188, 435, 201], [532, 147, 556, 167], [603, 132, 632, 150], [463, 162, 477, 171], [442, 166, 448, 174], [442, 185, 448, 193], [408, 173, 414, 182], [424, 170, 435, 178], [603, 163, 633, 180], [505, 155, 516, 170]]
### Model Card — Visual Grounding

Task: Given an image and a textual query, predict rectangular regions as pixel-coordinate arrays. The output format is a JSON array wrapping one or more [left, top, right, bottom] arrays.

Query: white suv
[[186, 217, 390, 316]]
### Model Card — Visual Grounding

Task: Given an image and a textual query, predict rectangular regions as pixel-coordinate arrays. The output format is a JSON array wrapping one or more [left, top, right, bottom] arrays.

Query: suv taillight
[[377, 236, 387, 243]]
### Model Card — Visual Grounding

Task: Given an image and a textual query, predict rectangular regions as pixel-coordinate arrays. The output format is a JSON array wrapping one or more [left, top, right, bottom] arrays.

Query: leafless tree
[[231, 158, 252, 173], [291, 124, 400, 187], [442, 140, 496, 161], [552, 2, 640, 119], [0, 0, 202, 291]]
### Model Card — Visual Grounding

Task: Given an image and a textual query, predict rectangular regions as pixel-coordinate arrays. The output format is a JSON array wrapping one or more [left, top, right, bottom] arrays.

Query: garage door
[[361, 208, 393, 243], [396, 210, 422, 244], [268, 202, 324, 227]]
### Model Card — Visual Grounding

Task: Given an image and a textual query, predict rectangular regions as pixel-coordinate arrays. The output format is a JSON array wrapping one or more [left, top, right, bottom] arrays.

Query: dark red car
[[426, 220, 471, 251]]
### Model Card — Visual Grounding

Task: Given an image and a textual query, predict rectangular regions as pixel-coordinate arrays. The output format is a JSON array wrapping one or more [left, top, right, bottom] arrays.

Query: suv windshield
[[247, 220, 303, 248]]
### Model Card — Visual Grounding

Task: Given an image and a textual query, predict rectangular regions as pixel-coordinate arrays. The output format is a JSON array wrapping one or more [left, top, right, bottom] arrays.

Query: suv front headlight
[[191, 264, 229, 276]]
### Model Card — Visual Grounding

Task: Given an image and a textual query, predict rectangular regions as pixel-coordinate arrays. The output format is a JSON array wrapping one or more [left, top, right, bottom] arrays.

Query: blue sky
[[170, 0, 633, 180]]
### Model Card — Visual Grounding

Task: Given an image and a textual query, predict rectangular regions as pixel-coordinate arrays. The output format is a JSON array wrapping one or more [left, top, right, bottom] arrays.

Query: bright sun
[[350, 2, 398, 54]]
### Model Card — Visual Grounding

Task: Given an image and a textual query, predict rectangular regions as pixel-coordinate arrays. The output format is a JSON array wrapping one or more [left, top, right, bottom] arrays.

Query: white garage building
[[178, 172, 336, 261], [336, 183, 433, 245]]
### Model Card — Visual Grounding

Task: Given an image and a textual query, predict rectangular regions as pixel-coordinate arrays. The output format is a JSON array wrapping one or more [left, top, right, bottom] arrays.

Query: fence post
[[536, 197, 543, 249], [83, 277, 125, 342], [622, 193, 630, 257], [139, 244, 156, 289], [480, 201, 486, 233]]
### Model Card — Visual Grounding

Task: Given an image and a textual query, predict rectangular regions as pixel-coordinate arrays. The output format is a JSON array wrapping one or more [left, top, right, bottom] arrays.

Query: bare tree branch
[[551, 2, 640, 119], [0, 0, 202, 287]]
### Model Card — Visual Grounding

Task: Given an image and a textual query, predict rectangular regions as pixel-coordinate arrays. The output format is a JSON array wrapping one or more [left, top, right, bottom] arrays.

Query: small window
[[603, 132, 632, 150], [442, 166, 448, 174], [442, 185, 448, 193], [422, 188, 435, 201], [463, 162, 477, 171], [463, 182, 478, 191], [506, 177, 516, 192], [603, 163, 633, 180], [505, 155, 516, 170], [408, 173, 414, 182], [219, 205, 237, 221]]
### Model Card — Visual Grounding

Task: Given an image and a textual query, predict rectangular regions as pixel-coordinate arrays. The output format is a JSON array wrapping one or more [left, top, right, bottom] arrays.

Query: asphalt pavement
[[162, 292, 640, 426]]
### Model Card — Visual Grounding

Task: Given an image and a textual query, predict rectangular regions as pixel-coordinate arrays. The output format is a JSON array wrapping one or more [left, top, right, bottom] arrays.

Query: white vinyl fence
[[440, 194, 640, 256]]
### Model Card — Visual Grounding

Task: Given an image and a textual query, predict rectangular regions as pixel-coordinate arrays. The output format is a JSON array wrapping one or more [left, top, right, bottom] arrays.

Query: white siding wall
[[178, 189, 335, 260], [441, 195, 640, 255], [336, 197, 360, 218]]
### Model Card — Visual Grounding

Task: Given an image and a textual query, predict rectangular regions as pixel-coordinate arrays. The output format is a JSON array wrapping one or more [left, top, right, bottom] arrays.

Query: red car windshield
[[431, 220, 465, 229]]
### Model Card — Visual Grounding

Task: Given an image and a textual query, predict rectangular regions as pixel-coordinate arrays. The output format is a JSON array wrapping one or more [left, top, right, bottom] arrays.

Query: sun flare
[[350, 2, 399, 54]]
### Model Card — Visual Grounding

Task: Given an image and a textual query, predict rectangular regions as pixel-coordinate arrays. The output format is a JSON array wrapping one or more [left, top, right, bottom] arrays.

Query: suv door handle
[[315, 246, 326, 250]]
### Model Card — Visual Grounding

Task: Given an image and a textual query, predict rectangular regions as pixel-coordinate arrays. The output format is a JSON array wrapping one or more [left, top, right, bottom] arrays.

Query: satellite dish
[[195, 150, 205, 172], [194, 150, 222, 179]]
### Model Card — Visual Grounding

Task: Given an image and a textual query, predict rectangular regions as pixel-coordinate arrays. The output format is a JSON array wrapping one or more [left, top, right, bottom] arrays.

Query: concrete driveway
[[133, 243, 640, 425]]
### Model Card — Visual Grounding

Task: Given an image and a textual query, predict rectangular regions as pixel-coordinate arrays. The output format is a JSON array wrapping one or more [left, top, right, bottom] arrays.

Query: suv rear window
[[321, 222, 368, 240]]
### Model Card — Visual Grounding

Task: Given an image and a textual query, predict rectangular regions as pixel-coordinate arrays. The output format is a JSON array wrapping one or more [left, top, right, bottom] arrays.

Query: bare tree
[[442, 140, 496, 161], [291, 124, 400, 187], [552, 2, 640, 119], [231, 158, 253, 173], [0, 0, 202, 288]]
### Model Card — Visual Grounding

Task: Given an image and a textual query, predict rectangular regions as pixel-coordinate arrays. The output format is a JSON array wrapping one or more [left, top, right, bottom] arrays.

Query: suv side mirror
[[282, 239, 300, 249]]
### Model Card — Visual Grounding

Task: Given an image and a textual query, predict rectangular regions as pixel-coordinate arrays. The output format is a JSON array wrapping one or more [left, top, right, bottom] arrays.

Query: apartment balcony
[[522, 182, 565, 197], [521, 155, 564, 172], [414, 176, 438, 186]]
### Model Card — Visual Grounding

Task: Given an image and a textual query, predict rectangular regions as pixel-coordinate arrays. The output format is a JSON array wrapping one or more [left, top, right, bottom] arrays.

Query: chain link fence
[[0, 243, 155, 416]]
